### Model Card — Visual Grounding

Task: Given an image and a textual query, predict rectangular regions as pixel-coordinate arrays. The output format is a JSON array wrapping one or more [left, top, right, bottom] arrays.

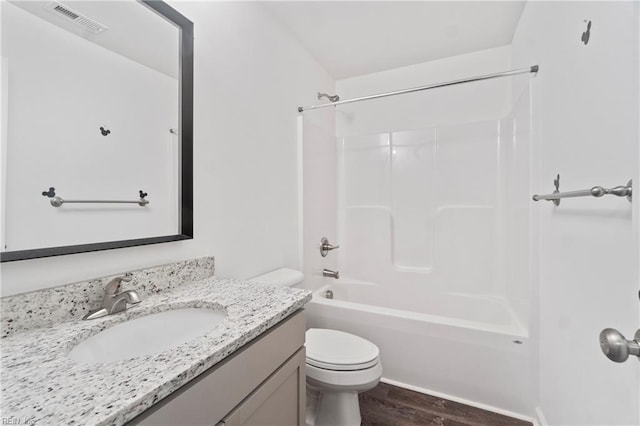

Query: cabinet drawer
[[130, 310, 305, 426]]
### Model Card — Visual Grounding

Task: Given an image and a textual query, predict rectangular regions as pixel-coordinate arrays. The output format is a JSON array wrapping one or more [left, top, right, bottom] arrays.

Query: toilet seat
[[306, 360, 383, 391], [306, 328, 379, 371]]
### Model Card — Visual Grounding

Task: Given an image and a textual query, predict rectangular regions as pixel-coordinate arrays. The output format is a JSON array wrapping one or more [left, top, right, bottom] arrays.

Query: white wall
[[512, 2, 639, 425], [0, 2, 334, 296], [2, 3, 179, 252], [336, 45, 512, 137]]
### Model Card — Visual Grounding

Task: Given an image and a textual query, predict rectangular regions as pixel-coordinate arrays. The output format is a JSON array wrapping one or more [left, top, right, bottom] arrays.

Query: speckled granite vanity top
[[0, 261, 311, 425]]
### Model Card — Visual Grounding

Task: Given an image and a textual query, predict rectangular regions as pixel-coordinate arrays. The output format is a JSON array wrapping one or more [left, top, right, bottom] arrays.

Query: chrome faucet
[[83, 273, 141, 320], [322, 269, 339, 279]]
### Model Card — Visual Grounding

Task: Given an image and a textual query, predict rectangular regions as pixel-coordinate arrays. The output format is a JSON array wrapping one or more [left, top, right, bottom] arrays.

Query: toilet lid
[[306, 328, 379, 371]]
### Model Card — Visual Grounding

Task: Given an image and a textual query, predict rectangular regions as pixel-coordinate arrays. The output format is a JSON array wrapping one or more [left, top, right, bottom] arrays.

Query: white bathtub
[[304, 280, 533, 419]]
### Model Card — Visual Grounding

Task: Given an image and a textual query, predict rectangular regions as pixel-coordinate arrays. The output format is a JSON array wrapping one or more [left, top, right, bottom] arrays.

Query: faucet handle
[[104, 272, 133, 295], [320, 237, 340, 257]]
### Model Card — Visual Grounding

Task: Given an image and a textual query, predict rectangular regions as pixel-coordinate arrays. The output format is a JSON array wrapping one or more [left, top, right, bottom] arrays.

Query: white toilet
[[248, 269, 383, 426]]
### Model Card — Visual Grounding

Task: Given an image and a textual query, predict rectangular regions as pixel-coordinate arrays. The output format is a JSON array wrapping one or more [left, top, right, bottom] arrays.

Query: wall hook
[[41, 187, 56, 198], [581, 20, 592, 45]]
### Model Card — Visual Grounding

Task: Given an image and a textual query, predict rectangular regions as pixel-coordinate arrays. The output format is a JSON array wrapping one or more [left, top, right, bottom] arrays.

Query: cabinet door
[[220, 348, 305, 426]]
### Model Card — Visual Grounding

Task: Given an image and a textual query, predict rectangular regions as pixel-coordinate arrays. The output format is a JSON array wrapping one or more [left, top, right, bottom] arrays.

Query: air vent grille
[[45, 2, 108, 34], [75, 17, 106, 33], [53, 4, 79, 20]]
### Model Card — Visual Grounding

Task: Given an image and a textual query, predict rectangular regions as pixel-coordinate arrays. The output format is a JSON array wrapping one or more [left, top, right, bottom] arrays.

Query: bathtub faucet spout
[[323, 269, 339, 279]]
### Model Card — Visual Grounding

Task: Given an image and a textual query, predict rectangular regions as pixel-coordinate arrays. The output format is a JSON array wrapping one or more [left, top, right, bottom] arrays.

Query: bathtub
[[304, 280, 533, 419]]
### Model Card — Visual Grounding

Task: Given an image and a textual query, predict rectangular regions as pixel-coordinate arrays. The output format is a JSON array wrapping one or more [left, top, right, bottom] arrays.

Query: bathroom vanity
[[130, 311, 306, 425], [0, 258, 311, 425]]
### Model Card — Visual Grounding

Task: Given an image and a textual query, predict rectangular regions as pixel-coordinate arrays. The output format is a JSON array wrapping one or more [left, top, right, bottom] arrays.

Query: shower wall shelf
[[532, 174, 632, 206]]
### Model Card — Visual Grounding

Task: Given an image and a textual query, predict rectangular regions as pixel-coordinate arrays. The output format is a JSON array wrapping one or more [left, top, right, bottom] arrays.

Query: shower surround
[[303, 69, 533, 417]]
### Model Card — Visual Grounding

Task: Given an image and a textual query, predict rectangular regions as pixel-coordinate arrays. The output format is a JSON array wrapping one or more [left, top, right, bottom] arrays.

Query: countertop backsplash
[[0, 256, 215, 338]]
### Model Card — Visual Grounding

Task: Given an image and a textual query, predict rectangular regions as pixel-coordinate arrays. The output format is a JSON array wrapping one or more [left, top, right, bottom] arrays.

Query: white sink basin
[[68, 308, 226, 364]]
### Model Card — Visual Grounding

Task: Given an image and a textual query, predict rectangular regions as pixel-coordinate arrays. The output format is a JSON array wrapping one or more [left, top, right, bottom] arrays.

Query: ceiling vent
[[45, 2, 108, 34]]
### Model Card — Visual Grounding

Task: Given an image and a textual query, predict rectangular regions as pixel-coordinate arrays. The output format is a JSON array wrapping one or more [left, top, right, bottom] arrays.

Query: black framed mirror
[[0, 0, 193, 262]]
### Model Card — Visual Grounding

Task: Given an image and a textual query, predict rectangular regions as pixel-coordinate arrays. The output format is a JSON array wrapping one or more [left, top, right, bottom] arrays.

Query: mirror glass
[[1, 0, 192, 261]]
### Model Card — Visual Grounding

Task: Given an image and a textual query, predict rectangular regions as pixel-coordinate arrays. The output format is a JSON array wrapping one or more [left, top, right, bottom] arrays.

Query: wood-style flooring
[[359, 383, 532, 426]]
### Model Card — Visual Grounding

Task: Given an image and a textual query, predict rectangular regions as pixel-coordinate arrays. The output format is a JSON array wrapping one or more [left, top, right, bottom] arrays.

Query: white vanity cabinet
[[129, 311, 306, 426]]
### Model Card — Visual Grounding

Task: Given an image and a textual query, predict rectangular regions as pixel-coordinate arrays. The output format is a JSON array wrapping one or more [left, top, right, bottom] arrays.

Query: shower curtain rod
[[297, 65, 539, 113]]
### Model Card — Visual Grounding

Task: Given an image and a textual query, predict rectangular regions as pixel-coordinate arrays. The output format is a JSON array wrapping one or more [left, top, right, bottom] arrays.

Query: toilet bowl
[[305, 328, 382, 426], [248, 269, 383, 426]]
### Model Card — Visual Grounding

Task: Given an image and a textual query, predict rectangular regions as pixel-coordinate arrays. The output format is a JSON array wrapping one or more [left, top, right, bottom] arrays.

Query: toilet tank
[[248, 268, 304, 287]]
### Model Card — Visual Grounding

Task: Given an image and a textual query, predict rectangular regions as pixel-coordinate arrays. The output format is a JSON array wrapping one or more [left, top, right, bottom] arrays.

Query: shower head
[[317, 92, 340, 103]]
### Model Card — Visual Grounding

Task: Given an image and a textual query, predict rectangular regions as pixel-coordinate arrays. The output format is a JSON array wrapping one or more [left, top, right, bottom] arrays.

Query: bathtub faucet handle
[[323, 269, 340, 279], [320, 237, 340, 257]]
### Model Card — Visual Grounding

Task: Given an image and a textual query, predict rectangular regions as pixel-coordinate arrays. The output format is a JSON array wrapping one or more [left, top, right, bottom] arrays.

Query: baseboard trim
[[380, 377, 534, 424], [534, 406, 548, 426]]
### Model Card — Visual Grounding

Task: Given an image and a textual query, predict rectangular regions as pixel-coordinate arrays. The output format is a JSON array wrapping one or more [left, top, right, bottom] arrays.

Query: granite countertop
[[0, 277, 311, 425]]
